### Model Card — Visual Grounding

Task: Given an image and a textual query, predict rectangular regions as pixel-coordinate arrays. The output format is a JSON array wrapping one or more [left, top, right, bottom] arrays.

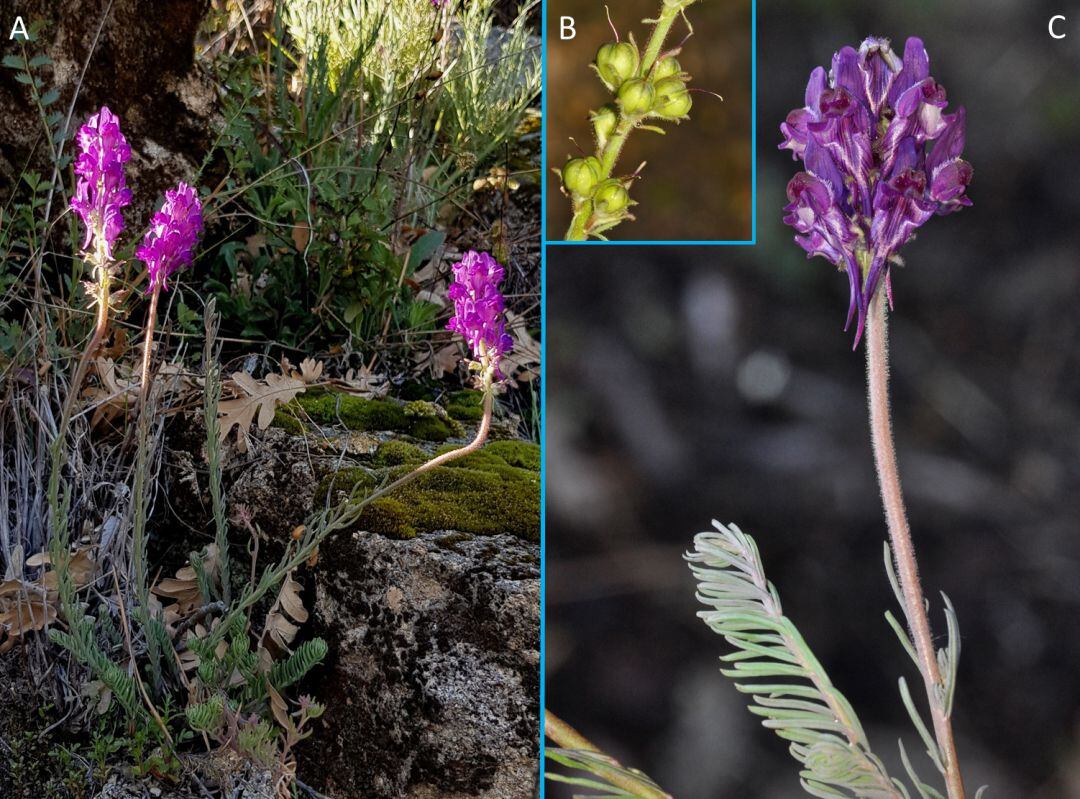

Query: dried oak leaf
[[0, 596, 56, 653], [152, 544, 219, 623], [27, 547, 97, 590], [84, 358, 138, 426], [218, 371, 306, 452], [331, 366, 388, 397]]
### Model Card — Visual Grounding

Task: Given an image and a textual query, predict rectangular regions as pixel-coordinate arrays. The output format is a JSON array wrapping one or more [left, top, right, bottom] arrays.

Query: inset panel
[[546, 0, 754, 242]]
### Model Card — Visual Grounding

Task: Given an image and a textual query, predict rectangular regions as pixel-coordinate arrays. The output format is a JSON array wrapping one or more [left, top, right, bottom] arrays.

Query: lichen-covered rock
[[226, 428, 317, 539], [302, 529, 540, 798]]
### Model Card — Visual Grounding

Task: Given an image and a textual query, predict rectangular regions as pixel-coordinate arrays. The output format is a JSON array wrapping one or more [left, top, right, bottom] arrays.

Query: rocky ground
[[0, 388, 540, 798]]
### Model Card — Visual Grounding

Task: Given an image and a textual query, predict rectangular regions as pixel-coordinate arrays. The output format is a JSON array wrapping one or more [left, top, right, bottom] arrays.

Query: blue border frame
[[539, 0, 549, 790], [541, 0, 758, 247], [540, 0, 757, 793]]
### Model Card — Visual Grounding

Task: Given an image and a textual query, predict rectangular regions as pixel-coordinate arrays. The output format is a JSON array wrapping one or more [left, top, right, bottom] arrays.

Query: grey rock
[[300, 529, 540, 798]]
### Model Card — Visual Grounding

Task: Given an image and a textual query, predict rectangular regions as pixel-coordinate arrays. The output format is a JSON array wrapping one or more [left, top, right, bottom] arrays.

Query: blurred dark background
[[546, 1, 1080, 796], [545, 0, 752, 241]]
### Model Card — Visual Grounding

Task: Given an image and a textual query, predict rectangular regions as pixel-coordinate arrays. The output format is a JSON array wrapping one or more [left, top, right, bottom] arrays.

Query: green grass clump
[[444, 389, 485, 421]]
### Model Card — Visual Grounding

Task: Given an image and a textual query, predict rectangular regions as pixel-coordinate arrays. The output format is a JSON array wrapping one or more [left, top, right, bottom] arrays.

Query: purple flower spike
[[446, 250, 514, 379], [137, 183, 203, 293], [780, 36, 972, 346], [70, 106, 132, 260]]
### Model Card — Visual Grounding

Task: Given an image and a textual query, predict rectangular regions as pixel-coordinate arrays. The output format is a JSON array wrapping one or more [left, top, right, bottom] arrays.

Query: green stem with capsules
[[563, 1, 695, 241]]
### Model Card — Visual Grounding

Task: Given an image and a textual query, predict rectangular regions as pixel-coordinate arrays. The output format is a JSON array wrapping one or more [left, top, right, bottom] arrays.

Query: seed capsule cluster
[[559, 1, 699, 240]]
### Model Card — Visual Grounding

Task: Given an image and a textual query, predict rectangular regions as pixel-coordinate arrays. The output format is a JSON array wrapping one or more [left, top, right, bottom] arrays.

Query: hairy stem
[[865, 294, 965, 799], [544, 711, 672, 799], [639, 5, 681, 75], [139, 284, 161, 406], [565, 118, 634, 241]]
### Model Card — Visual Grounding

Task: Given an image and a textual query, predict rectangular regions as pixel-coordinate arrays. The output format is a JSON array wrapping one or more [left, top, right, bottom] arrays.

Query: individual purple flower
[[70, 106, 132, 260], [136, 182, 203, 293], [780, 37, 972, 345], [446, 250, 514, 379]]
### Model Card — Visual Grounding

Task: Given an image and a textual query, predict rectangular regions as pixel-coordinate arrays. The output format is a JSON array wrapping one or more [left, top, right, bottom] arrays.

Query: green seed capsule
[[562, 156, 603, 197], [591, 104, 619, 145], [653, 76, 692, 119], [595, 42, 640, 89], [592, 179, 630, 215], [617, 78, 655, 116], [653, 56, 682, 81]]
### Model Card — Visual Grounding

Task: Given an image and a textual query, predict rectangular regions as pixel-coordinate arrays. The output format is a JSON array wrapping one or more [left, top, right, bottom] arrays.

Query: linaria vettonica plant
[[42, 107, 516, 791], [691, 35, 975, 799], [545, 35, 980, 799]]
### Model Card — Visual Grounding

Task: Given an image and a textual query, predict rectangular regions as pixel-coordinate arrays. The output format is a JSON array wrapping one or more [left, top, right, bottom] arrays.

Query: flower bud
[[652, 77, 692, 119], [653, 56, 682, 81], [617, 78, 655, 116], [561, 156, 603, 197], [595, 42, 640, 89], [591, 104, 619, 145], [591, 179, 630, 215]]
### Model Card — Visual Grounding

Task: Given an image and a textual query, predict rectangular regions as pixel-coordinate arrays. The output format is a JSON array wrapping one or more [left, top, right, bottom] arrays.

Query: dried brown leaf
[[259, 572, 307, 660], [219, 371, 307, 452], [0, 598, 56, 652]]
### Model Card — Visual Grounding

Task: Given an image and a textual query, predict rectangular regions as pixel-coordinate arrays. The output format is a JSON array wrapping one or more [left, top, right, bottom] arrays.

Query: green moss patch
[[357, 498, 417, 540], [317, 467, 379, 505], [318, 438, 540, 542], [287, 393, 459, 441], [372, 440, 427, 467], [444, 389, 485, 421], [376, 464, 539, 541], [270, 407, 306, 435], [435, 439, 541, 475]]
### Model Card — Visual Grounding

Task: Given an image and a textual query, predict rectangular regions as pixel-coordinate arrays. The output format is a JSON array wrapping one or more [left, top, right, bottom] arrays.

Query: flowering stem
[[545, 710, 672, 799], [208, 381, 496, 646], [865, 293, 965, 799], [639, 4, 681, 75], [139, 284, 161, 406], [368, 386, 493, 503]]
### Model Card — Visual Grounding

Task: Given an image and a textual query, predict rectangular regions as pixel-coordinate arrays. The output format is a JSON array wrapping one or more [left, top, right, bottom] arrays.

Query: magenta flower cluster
[[70, 106, 133, 259], [780, 37, 972, 344], [136, 182, 204, 293], [446, 250, 514, 377]]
